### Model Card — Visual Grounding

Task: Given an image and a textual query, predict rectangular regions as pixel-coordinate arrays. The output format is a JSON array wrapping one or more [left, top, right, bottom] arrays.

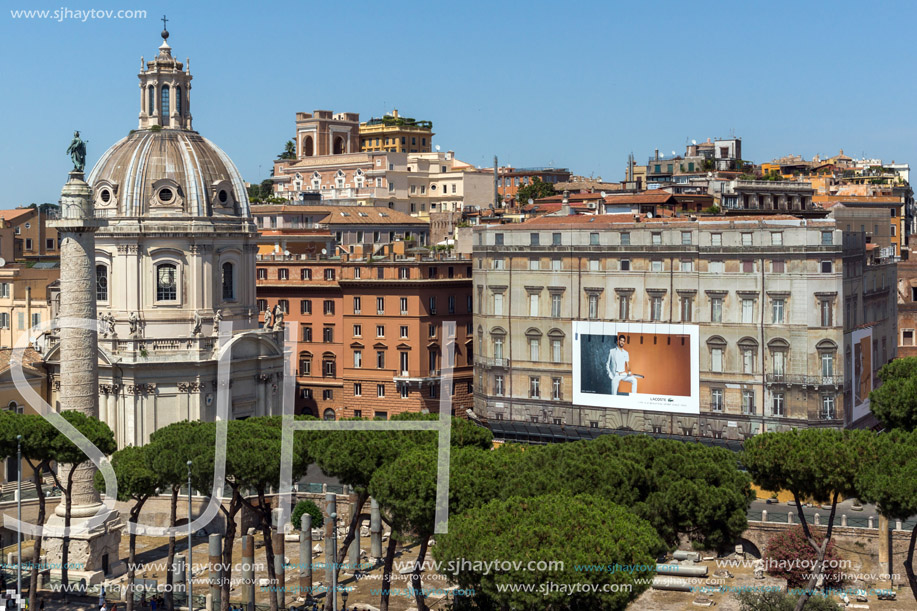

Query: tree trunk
[[336, 491, 368, 573], [126, 502, 145, 611], [257, 491, 279, 611], [165, 485, 178, 611], [903, 524, 917, 602], [379, 533, 398, 611], [219, 491, 242, 611], [793, 492, 839, 611], [27, 461, 46, 611], [61, 472, 75, 590], [410, 535, 430, 611]]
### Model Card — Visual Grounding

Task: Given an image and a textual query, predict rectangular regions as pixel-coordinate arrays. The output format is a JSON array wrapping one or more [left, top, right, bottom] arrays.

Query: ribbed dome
[[87, 129, 250, 219]]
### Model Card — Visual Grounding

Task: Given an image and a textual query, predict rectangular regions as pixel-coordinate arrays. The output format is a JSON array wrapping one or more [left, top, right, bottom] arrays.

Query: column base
[[41, 507, 123, 575]]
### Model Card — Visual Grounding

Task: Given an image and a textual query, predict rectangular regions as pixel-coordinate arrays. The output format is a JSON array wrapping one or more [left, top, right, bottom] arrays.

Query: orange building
[[255, 252, 473, 419], [0, 207, 60, 261]]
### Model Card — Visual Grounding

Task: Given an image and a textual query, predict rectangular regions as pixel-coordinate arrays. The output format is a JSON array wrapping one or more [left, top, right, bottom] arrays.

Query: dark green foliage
[[870, 357, 917, 431], [291, 500, 323, 531], [278, 140, 296, 160], [515, 176, 556, 204], [433, 494, 663, 611], [736, 589, 838, 611]]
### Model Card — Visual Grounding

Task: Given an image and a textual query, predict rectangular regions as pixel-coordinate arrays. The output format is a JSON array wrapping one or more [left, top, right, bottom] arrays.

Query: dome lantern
[[138, 20, 192, 130]]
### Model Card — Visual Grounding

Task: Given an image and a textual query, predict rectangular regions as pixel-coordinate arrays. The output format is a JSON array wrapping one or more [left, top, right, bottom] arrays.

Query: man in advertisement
[[605, 334, 639, 395]]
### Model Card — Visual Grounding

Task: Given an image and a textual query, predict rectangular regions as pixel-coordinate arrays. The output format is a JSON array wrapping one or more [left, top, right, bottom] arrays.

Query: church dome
[[87, 129, 251, 218]]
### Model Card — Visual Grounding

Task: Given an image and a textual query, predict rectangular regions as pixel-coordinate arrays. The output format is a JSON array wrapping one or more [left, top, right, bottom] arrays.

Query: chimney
[[392, 109, 399, 118], [561, 190, 571, 216], [655, 149, 659, 161]]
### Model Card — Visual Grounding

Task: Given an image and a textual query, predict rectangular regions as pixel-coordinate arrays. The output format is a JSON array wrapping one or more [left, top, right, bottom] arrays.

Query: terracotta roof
[[520, 213, 825, 229], [0, 348, 44, 375], [533, 192, 606, 204], [603, 191, 674, 204], [250, 204, 427, 226], [0, 208, 35, 222]]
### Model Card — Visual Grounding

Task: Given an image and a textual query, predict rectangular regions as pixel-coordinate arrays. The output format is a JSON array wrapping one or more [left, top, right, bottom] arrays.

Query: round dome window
[[100, 189, 111, 203], [218, 190, 228, 203], [159, 188, 174, 203]]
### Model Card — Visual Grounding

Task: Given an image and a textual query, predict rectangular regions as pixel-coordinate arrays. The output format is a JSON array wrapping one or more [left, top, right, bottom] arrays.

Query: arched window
[[323, 408, 336, 421], [156, 263, 177, 301], [221, 262, 234, 300], [303, 136, 314, 157], [96, 264, 108, 302], [148, 85, 155, 116], [160, 85, 170, 125], [333, 136, 345, 155], [175, 86, 182, 115]]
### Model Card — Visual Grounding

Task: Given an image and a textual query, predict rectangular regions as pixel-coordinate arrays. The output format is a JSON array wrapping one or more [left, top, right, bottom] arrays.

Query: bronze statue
[[66, 131, 87, 172]]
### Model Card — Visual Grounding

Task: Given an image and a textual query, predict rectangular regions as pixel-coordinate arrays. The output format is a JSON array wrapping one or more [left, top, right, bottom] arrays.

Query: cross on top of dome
[[161, 14, 169, 41]]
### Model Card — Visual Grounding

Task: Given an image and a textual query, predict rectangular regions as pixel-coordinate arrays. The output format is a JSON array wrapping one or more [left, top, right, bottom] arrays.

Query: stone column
[[241, 534, 254, 611], [273, 531, 286, 610], [324, 493, 336, 585], [370, 499, 382, 561], [299, 514, 312, 601], [878, 515, 891, 584], [209, 533, 221, 608]]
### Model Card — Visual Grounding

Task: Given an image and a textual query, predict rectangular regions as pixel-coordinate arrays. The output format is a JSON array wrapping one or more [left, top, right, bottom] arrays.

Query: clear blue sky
[[4, 0, 917, 206]]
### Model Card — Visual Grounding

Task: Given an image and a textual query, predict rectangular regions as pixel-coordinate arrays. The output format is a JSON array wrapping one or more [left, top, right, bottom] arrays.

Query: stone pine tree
[[0, 412, 60, 611], [95, 444, 164, 611], [742, 429, 873, 611], [48, 411, 116, 589], [870, 357, 917, 431], [856, 429, 917, 601], [149, 420, 210, 611], [433, 493, 664, 611]]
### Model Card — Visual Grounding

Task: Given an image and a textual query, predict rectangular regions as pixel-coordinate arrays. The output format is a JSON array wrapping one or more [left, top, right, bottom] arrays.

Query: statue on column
[[100, 312, 116, 338], [262, 307, 273, 331], [272, 303, 284, 332], [191, 310, 203, 335], [212, 308, 223, 335], [66, 130, 87, 172], [128, 311, 141, 337]]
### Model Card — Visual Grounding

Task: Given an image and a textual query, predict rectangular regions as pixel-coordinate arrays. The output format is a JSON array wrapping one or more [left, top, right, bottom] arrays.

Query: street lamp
[[187, 460, 193, 610], [341, 589, 348, 611], [16, 434, 21, 602], [330, 512, 338, 611]]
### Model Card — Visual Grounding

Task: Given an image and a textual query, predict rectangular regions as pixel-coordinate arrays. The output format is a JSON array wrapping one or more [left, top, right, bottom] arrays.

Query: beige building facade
[[472, 215, 894, 441]]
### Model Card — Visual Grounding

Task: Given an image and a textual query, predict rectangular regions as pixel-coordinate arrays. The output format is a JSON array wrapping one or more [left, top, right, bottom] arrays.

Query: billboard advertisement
[[850, 327, 873, 423], [572, 321, 700, 414]]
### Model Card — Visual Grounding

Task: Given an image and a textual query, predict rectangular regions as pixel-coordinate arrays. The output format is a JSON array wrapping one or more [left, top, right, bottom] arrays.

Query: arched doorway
[[333, 136, 345, 155], [303, 136, 313, 157], [323, 408, 336, 421]]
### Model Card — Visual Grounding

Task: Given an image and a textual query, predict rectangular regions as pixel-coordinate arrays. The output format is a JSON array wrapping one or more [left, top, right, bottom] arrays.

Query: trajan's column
[[43, 136, 122, 581]]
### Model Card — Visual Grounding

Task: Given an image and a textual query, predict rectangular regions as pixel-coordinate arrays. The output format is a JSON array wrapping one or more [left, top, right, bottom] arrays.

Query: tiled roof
[[0, 348, 44, 375], [520, 213, 824, 229], [250, 205, 427, 225], [603, 191, 674, 204], [0, 208, 35, 222]]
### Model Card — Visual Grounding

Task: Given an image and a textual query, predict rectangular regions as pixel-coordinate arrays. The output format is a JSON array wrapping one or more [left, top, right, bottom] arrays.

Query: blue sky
[[4, 0, 917, 206]]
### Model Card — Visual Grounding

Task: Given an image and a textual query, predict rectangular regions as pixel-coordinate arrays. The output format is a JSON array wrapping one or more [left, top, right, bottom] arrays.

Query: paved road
[[748, 497, 917, 530]]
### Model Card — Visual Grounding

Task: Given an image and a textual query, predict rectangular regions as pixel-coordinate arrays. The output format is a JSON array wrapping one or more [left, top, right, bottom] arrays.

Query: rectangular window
[[257, 299, 268, 313], [551, 293, 562, 318], [821, 231, 833, 245], [711, 233, 722, 246], [494, 233, 504, 246], [301, 388, 312, 398], [352, 324, 361, 337], [301, 268, 312, 280], [711, 348, 723, 372], [493, 258, 505, 270], [400, 325, 408, 338], [772, 299, 785, 324], [46, 238, 54, 250], [711, 297, 723, 323], [400, 384, 409, 399], [353, 351, 362, 368], [301, 325, 312, 342], [821, 395, 835, 419], [400, 351, 409, 373], [743, 348, 755, 374], [553, 233, 562, 246], [493, 293, 504, 315], [773, 351, 785, 377], [618, 295, 629, 320], [590, 232, 600, 246], [322, 389, 333, 401], [680, 260, 693, 272], [742, 299, 754, 323], [376, 325, 385, 337], [529, 338, 539, 361], [353, 296, 361, 314], [589, 259, 599, 272], [552, 377, 562, 400], [680, 296, 692, 322], [903, 329, 915, 346], [377, 384, 385, 398], [651, 232, 662, 245], [711, 388, 724, 412], [0, 313, 7, 328], [620, 260, 631, 271], [323, 326, 333, 343], [494, 374, 504, 396], [377, 297, 385, 314], [530, 233, 540, 246], [551, 258, 562, 271], [300, 299, 312, 315], [651, 260, 663, 272], [681, 231, 692, 245], [741, 233, 752, 246], [529, 258, 539, 271], [323, 300, 335, 315], [742, 390, 755, 415], [772, 393, 785, 417], [552, 339, 562, 364], [0, 283, 8, 298], [588, 294, 598, 319], [821, 261, 833, 273], [278, 268, 289, 280], [376, 351, 385, 369], [277, 299, 289, 314], [772, 260, 785, 273], [529, 293, 539, 317], [529, 376, 540, 398], [620, 232, 631, 245], [428, 296, 437, 314], [742, 260, 754, 273], [429, 323, 436, 338], [651, 296, 663, 321], [820, 301, 833, 327], [771, 232, 783, 246], [709, 261, 724, 274], [400, 297, 408, 314]]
